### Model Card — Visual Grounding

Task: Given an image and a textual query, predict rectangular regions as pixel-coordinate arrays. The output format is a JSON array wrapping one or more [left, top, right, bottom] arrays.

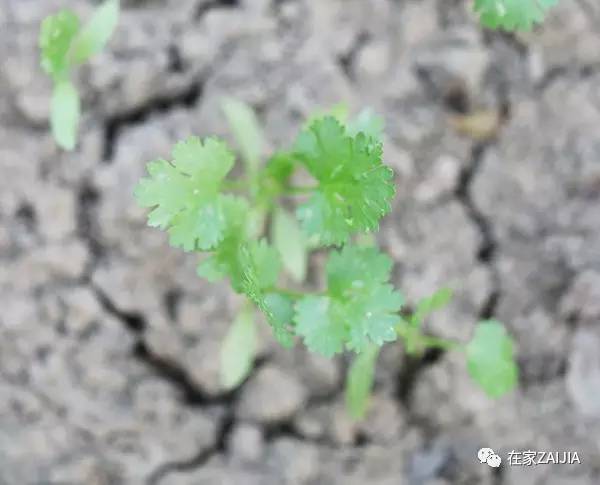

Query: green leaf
[[345, 284, 404, 352], [134, 137, 238, 251], [411, 287, 453, 328], [467, 320, 518, 398], [295, 117, 395, 245], [294, 245, 402, 357], [39, 10, 80, 79], [221, 97, 264, 173], [51, 81, 80, 151], [234, 243, 266, 308], [249, 239, 281, 289], [474, 0, 558, 31], [220, 307, 257, 390], [346, 345, 379, 420], [235, 242, 286, 345], [69, 0, 119, 64], [272, 208, 307, 283], [196, 198, 249, 280], [210, 239, 278, 295], [207, 237, 289, 346], [295, 296, 347, 357], [264, 292, 295, 348], [326, 245, 393, 298], [328, 246, 402, 353]]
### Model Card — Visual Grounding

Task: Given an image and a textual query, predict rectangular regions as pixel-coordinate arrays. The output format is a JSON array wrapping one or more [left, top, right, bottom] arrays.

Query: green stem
[[418, 334, 464, 351], [396, 321, 463, 353]]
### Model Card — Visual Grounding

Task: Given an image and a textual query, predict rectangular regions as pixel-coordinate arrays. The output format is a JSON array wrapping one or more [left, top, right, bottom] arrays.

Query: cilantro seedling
[[473, 0, 558, 31], [134, 101, 520, 418], [39, 0, 119, 150], [35, 0, 549, 421]]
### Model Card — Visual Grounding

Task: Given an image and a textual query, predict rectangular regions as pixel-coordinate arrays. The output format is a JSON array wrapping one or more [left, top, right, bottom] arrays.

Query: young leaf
[[272, 208, 307, 283], [329, 246, 402, 352], [263, 292, 295, 348], [221, 98, 264, 173], [327, 245, 393, 297], [474, 0, 558, 31], [134, 137, 237, 251], [295, 117, 395, 245], [195, 196, 250, 284], [69, 0, 119, 64], [249, 239, 281, 289], [51, 81, 81, 151], [220, 307, 257, 390], [239, 251, 292, 348], [207, 236, 290, 346], [39, 10, 80, 79], [294, 246, 403, 357], [346, 345, 379, 419], [345, 284, 404, 352], [467, 320, 518, 397], [339, 246, 402, 351], [295, 296, 347, 357]]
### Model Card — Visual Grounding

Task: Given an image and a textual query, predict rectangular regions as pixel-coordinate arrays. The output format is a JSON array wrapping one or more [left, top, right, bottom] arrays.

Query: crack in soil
[[455, 142, 501, 320], [162, 287, 183, 322], [87, 285, 252, 483], [195, 0, 239, 20], [146, 360, 351, 483], [132, 340, 239, 405], [535, 63, 600, 92], [147, 408, 234, 485], [92, 284, 147, 333], [263, 420, 346, 449], [101, 80, 204, 163], [167, 44, 185, 74], [337, 31, 370, 83], [395, 347, 446, 411], [76, 181, 104, 267]]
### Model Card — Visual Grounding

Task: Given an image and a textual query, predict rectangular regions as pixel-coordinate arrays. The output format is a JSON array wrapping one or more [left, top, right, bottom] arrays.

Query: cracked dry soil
[[2, 0, 600, 484]]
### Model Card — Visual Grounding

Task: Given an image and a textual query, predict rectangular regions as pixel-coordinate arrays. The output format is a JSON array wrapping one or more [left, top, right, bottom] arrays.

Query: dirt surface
[[2, 0, 600, 484]]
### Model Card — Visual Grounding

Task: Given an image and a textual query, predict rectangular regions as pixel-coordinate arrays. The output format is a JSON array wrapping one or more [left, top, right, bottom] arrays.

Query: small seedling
[[134, 101, 519, 417], [39, 0, 119, 150], [473, 0, 558, 31]]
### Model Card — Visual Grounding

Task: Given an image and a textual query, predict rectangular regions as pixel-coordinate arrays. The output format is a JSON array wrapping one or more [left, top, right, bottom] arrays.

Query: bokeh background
[[2, 0, 600, 483]]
